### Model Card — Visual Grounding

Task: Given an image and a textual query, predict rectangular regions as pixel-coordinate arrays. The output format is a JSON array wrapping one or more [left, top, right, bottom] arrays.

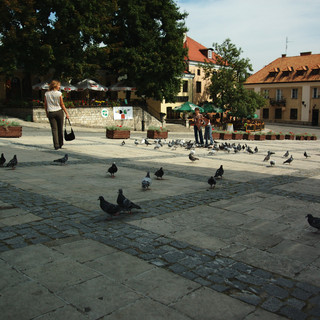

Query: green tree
[[107, 0, 188, 101], [204, 38, 266, 117], [0, 0, 116, 79]]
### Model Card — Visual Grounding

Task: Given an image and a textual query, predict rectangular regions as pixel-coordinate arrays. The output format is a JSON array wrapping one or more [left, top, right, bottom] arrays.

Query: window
[[313, 88, 319, 98], [175, 96, 188, 102], [291, 88, 298, 99], [182, 80, 188, 93], [290, 109, 298, 120], [197, 69, 201, 76], [263, 90, 269, 99], [196, 81, 201, 93], [262, 108, 269, 119], [276, 89, 282, 101], [275, 108, 282, 119], [208, 50, 212, 59]]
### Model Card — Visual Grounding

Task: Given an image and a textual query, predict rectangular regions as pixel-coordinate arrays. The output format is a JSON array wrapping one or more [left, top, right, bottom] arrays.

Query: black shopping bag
[[64, 118, 75, 141]]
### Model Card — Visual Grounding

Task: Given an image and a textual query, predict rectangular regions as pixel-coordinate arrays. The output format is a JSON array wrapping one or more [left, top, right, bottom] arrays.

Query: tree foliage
[[204, 38, 266, 117], [107, 0, 187, 101], [0, 0, 187, 101]]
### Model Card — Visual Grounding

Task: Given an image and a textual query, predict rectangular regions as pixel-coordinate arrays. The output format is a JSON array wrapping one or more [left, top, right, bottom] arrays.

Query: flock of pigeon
[[1, 136, 319, 231]]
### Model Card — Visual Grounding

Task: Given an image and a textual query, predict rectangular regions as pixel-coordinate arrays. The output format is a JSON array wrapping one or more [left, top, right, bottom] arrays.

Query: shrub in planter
[[232, 131, 245, 140], [310, 134, 317, 140], [285, 132, 295, 140], [276, 132, 285, 140], [212, 129, 220, 139], [106, 125, 130, 139], [254, 132, 266, 140], [147, 126, 168, 139], [220, 131, 232, 140], [295, 134, 304, 140], [265, 131, 277, 140], [243, 132, 255, 140], [0, 119, 22, 138]]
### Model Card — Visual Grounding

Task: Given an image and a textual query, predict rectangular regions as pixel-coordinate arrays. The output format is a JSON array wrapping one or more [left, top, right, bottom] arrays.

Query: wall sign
[[101, 108, 109, 118], [113, 106, 133, 120]]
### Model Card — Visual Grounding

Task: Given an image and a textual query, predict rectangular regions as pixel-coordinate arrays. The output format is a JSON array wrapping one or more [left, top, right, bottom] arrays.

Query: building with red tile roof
[[156, 35, 218, 120], [245, 52, 320, 125]]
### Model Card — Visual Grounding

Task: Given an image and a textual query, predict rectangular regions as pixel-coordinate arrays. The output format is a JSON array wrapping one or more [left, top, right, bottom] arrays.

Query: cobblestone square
[[0, 120, 319, 319]]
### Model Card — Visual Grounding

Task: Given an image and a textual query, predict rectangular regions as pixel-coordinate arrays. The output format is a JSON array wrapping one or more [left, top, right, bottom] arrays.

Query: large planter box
[[295, 136, 304, 140], [285, 135, 295, 140], [310, 136, 317, 140], [266, 135, 276, 140], [232, 133, 244, 140], [220, 133, 232, 140], [243, 133, 255, 140], [212, 132, 220, 139], [254, 134, 266, 141], [276, 134, 285, 140], [0, 126, 22, 138], [147, 130, 168, 139], [106, 130, 130, 139]]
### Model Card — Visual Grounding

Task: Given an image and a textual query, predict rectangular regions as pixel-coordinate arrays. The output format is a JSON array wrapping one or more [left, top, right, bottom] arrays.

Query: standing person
[[192, 107, 204, 146], [203, 113, 214, 147], [44, 80, 70, 150]]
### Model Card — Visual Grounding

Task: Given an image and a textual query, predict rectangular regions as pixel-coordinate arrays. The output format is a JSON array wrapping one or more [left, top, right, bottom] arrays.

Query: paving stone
[[230, 292, 261, 306], [272, 277, 295, 288], [0, 231, 17, 240], [263, 284, 289, 299], [291, 287, 313, 300], [286, 298, 306, 310], [295, 282, 320, 295], [279, 305, 307, 320], [261, 297, 284, 313]]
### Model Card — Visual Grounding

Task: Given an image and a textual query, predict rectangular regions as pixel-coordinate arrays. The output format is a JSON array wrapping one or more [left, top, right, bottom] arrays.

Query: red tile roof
[[184, 36, 218, 64], [246, 53, 320, 84]]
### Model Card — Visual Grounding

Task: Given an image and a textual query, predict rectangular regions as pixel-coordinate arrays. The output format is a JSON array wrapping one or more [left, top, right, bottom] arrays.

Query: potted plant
[[276, 132, 285, 140], [147, 126, 168, 139], [302, 133, 312, 140], [265, 131, 277, 140], [220, 130, 232, 140], [243, 132, 255, 140], [232, 131, 245, 140], [212, 128, 220, 139], [285, 132, 295, 140], [310, 134, 317, 140], [254, 132, 266, 141], [0, 119, 22, 138], [106, 125, 130, 139]]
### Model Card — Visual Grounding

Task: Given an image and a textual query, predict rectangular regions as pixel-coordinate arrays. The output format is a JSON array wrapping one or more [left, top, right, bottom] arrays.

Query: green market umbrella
[[174, 101, 204, 112], [247, 114, 258, 119], [202, 103, 224, 113]]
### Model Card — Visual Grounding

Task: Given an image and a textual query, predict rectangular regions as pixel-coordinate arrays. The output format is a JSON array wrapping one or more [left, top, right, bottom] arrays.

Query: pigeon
[[304, 151, 311, 158], [306, 214, 320, 231], [6, 155, 17, 169], [154, 167, 164, 179], [214, 165, 224, 179], [107, 162, 118, 178], [154, 143, 161, 150], [142, 171, 152, 190], [98, 196, 121, 219], [208, 176, 216, 189], [283, 155, 293, 164], [208, 150, 216, 156], [0, 153, 6, 167], [270, 160, 276, 167], [134, 139, 139, 146], [145, 139, 152, 146], [247, 146, 254, 154], [283, 151, 289, 158], [254, 146, 258, 153], [189, 153, 199, 162], [120, 140, 125, 146], [53, 154, 68, 165], [117, 189, 141, 213]]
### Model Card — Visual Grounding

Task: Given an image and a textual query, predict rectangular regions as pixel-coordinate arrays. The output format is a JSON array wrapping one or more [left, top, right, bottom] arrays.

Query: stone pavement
[[0, 119, 320, 320]]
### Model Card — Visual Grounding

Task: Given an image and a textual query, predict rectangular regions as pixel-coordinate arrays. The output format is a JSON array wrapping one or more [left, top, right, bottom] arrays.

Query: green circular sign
[[101, 108, 108, 118]]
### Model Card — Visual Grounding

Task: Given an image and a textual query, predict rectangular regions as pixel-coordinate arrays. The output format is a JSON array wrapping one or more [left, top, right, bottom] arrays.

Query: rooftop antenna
[[285, 36, 293, 55]]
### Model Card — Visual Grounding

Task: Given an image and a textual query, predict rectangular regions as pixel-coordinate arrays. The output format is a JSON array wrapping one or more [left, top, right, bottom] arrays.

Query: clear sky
[[176, 0, 320, 73]]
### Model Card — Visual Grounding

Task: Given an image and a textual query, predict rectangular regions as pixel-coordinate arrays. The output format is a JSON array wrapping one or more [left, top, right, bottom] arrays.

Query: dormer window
[[208, 50, 212, 59]]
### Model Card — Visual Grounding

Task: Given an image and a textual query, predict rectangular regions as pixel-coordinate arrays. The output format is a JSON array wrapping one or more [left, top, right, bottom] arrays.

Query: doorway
[[312, 109, 319, 126]]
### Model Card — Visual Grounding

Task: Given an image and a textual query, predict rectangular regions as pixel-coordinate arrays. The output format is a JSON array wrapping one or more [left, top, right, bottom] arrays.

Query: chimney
[[281, 54, 286, 58], [300, 52, 312, 56]]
